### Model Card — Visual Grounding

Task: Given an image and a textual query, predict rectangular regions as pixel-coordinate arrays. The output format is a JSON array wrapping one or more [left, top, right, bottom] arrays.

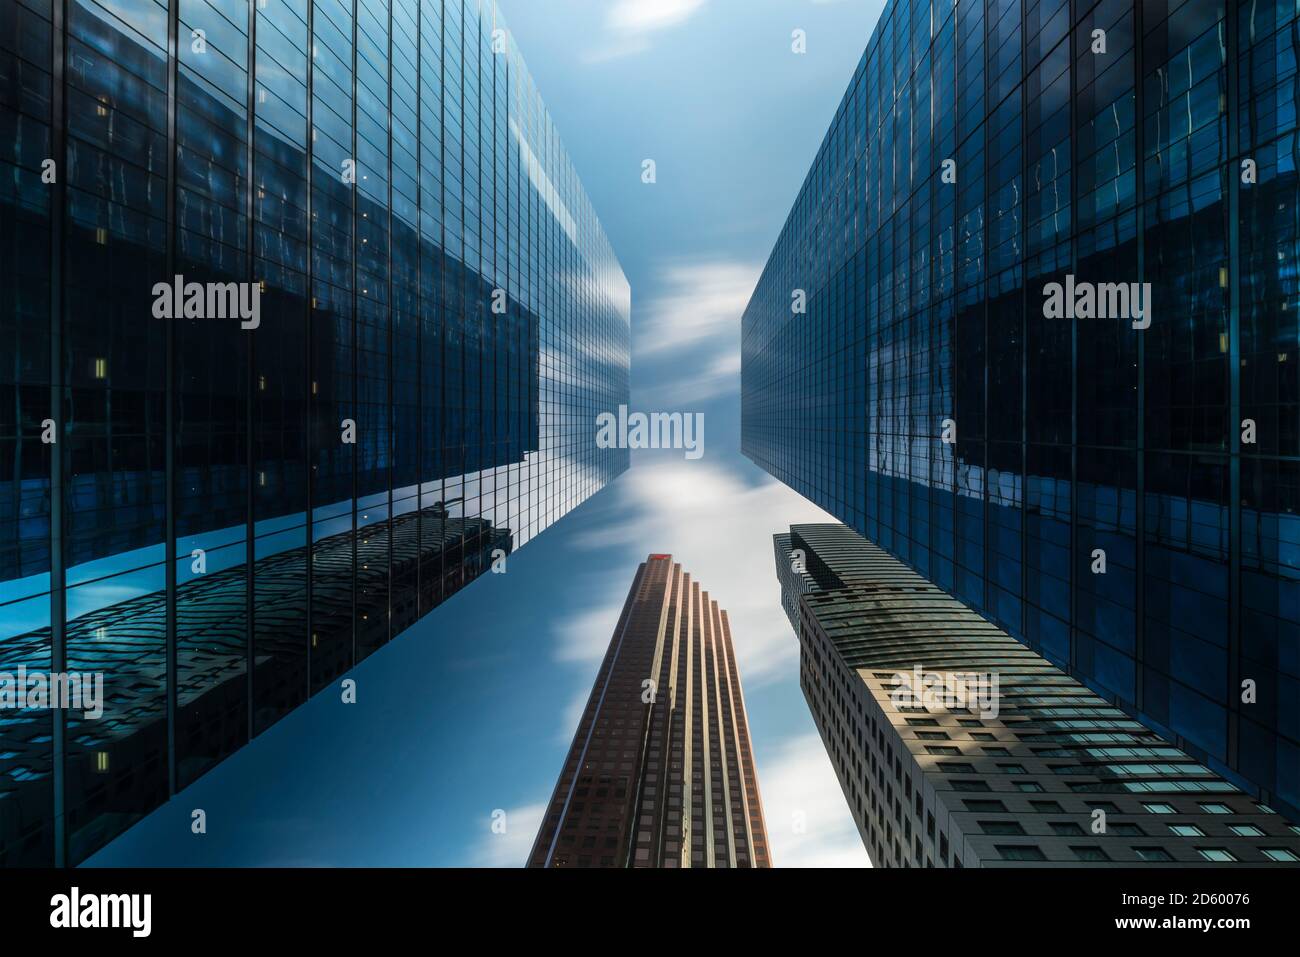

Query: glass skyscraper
[[1, 0, 629, 866], [742, 0, 1299, 824]]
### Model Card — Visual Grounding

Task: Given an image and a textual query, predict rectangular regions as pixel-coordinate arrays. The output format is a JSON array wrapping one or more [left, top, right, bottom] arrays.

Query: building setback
[[742, 0, 1300, 822], [530, 555, 771, 868], [778, 523, 1300, 866], [0, 0, 630, 866]]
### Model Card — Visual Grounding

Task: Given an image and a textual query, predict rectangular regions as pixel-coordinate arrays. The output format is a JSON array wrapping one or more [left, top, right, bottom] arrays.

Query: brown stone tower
[[529, 555, 771, 867]]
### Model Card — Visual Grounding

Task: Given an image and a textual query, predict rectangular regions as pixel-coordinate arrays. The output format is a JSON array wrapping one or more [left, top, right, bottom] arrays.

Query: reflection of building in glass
[[530, 555, 771, 868], [6, 511, 505, 863], [778, 524, 1300, 866], [743, 0, 1299, 824], [1, 0, 629, 866]]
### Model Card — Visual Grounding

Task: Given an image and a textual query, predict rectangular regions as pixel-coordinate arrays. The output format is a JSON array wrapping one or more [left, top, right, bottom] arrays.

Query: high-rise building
[[742, 0, 1300, 823], [530, 555, 771, 868], [778, 523, 1300, 866], [0, 0, 630, 866]]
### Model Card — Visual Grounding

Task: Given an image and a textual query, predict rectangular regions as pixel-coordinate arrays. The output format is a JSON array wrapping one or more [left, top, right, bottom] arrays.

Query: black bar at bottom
[[1, 866, 1297, 942]]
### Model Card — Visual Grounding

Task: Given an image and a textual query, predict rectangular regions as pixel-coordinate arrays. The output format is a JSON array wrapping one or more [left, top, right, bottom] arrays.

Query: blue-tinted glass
[[0, 0, 629, 865], [742, 0, 1300, 822]]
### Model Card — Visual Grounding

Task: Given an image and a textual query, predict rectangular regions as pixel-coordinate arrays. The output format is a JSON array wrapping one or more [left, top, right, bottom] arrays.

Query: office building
[[530, 554, 771, 868], [0, 0, 630, 865], [778, 523, 1300, 866], [742, 0, 1299, 821]]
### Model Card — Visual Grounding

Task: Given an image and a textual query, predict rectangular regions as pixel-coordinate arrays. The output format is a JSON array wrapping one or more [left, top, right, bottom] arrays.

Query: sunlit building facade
[[0, 0, 630, 866], [743, 0, 1300, 822], [778, 524, 1300, 866]]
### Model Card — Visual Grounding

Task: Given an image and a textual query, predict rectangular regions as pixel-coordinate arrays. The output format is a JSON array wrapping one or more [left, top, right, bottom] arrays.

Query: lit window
[[1197, 848, 1236, 862], [1262, 848, 1300, 862]]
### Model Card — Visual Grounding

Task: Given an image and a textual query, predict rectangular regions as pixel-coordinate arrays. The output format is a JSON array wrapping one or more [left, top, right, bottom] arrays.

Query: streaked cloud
[[637, 260, 760, 356], [469, 802, 547, 867], [757, 734, 872, 867], [552, 589, 629, 664], [632, 258, 759, 406], [557, 685, 592, 746], [609, 0, 706, 33], [584, 0, 709, 63], [645, 346, 741, 407]]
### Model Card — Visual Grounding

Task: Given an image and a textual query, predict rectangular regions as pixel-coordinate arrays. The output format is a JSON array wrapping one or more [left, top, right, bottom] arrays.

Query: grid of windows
[[0, 0, 629, 866], [779, 522, 1300, 866], [742, 0, 1299, 823]]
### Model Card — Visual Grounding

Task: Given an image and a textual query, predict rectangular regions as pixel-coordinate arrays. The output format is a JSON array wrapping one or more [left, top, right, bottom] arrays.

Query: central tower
[[530, 555, 770, 868]]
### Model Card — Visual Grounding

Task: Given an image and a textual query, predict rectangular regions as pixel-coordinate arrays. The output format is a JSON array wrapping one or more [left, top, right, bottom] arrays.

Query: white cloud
[[584, 1, 709, 64], [710, 350, 742, 378], [758, 734, 872, 867], [569, 458, 833, 687], [548, 567, 625, 742], [636, 260, 761, 356], [631, 258, 759, 406], [557, 685, 591, 746], [642, 345, 742, 407], [608, 0, 706, 34], [469, 803, 547, 868], [552, 593, 627, 664]]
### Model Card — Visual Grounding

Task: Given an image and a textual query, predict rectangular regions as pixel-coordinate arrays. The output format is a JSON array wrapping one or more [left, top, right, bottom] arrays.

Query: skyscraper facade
[[1, 0, 629, 866], [530, 555, 771, 868], [742, 0, 1300, 822], [778, 523, 1300, 866]]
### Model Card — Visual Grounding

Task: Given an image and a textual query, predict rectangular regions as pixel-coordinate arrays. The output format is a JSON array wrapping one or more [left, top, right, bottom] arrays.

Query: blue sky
[[85, 0, 884, 868]]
